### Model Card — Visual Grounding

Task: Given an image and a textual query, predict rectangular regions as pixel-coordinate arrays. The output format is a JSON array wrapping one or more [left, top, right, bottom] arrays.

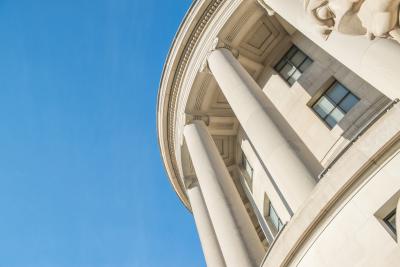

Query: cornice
[[157, 0, 225, 210]]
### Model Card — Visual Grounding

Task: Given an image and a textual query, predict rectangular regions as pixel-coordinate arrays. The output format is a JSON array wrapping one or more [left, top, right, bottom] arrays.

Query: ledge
[[261, 104, 400, 266], [156, 0, 226, 210]]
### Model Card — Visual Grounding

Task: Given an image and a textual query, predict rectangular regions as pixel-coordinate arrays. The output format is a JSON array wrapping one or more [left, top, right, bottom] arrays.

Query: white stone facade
[[157, 0, 400, 266]]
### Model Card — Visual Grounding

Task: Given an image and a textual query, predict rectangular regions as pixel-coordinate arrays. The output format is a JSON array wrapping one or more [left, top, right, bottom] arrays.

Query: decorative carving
[[208, 116, 239, 136], [213, 37, 239, 56], [304, 0, 400, 43], [201, 37, 239, 72], [193, 76, 211, 111], [202, 38, 242, 85], [184, 175, 198, 190], [165, 0, 224, 201], [185, 114, 210, 126]]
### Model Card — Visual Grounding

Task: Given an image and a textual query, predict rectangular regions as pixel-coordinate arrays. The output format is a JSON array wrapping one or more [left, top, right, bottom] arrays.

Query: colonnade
[[183, 48, 317, 266], [179, 1, 400, 264], [184, 121, 264, 267]]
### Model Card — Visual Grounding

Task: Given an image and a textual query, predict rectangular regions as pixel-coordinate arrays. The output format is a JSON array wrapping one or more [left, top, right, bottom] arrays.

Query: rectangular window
[[312, 81, 359, 128], [384, 209, 397, 235], [242, 153, 253, 190], [274, 45, 313, 86], [267, 202, 283, 232]]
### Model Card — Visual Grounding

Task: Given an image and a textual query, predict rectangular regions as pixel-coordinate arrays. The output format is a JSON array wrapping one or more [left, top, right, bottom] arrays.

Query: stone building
[[157, 0, 400, 266]]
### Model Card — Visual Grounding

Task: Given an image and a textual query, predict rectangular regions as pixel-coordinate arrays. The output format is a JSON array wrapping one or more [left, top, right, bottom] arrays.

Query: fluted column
[[208, 48, 316, 212], [184, 121, 264, 267], [186, 179, 226, 267]]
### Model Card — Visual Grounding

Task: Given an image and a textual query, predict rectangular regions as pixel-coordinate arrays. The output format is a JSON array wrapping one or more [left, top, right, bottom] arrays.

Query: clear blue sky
[[0, 0, 206, 266]]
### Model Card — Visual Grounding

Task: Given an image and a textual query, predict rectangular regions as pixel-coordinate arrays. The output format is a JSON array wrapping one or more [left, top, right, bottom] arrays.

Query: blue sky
[[0, 0, 205, 266]]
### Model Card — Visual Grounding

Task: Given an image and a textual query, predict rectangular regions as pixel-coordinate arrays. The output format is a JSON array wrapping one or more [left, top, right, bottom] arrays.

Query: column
[[208, 48, 316, 212], [186, 180, 226, 267], [184, 121, 265, 267], [261, 0, 400, 100]]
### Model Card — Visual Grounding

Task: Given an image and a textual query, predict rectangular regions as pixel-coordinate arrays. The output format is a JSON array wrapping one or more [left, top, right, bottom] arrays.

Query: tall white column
[[184, 121, 265, 267], [208, 48, 316, 212], [186, 180, 226, 267], [261, 0, 400, 100]]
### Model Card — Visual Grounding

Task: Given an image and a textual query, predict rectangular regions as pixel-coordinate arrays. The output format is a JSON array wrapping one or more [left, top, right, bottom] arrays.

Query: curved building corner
[[157, 0, 400, 266]]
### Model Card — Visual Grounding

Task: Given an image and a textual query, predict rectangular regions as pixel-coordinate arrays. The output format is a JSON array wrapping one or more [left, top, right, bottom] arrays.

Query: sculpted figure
[[304, 0, 400, 43]]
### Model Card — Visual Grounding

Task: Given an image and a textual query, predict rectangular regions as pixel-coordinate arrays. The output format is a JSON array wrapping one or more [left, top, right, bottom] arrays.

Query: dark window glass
[[327, 83, 347, 103], [268, 202, 283, 232], [312, 81, 359, 128], [291, 51, 306, 67], [339, 94, 359, 112], [299, 58, 313, 72], [242, 154, 253, 190], [384, 209, 397, 235], [274, 45, 313, 86]]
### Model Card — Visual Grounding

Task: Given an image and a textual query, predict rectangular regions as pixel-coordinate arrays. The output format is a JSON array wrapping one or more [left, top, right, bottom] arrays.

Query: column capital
[[200, 38, 239, 73], [184, 175, 198, 190], [185, 114, 210, 126], [210, 38, 239, 56]]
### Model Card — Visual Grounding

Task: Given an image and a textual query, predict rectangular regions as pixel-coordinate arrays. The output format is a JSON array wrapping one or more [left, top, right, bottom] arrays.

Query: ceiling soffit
[[178, 1, 290, 200]]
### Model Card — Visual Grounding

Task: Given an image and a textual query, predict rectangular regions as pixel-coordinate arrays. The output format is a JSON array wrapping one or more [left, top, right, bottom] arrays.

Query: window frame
[[266, 201, 283, 233], [311, 80, 359, 129], [383, 209, 397, 235], [274, 45, 313, 86], [241, 153, 253, 191]]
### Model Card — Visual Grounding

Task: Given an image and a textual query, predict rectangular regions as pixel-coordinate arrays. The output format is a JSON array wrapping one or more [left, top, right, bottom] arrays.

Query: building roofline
[[157, 0, 220, 210]]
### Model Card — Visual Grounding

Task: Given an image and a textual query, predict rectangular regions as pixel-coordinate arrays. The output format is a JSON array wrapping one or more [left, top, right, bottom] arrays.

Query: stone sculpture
[[304, 0, 400, 43]]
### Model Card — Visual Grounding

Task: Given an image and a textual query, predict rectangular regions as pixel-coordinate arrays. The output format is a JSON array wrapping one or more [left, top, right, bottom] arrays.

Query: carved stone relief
[[304, 0, 400, 43]]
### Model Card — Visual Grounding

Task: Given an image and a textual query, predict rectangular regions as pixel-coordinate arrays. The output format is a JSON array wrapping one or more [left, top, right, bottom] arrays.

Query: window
[[384, 209, 397, 235], [312, 81, 359, 128], [242, 153, 253, 190], [274, 45, 313, 86], [266, 202, 283, 233]]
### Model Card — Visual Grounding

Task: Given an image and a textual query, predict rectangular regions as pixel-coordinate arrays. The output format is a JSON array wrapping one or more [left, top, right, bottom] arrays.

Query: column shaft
[[187, 182, 226, 267], [184, 121, 265, 267], [208, 48, 316, 212]]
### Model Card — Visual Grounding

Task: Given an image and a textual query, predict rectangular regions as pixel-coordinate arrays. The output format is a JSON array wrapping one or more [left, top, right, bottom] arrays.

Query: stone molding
[[157, 0, 226, 209], [158, 0, 283, 209], [256, 0, 275, 15], [261, 105, 400, 266], [200, 37, 239, 73]]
